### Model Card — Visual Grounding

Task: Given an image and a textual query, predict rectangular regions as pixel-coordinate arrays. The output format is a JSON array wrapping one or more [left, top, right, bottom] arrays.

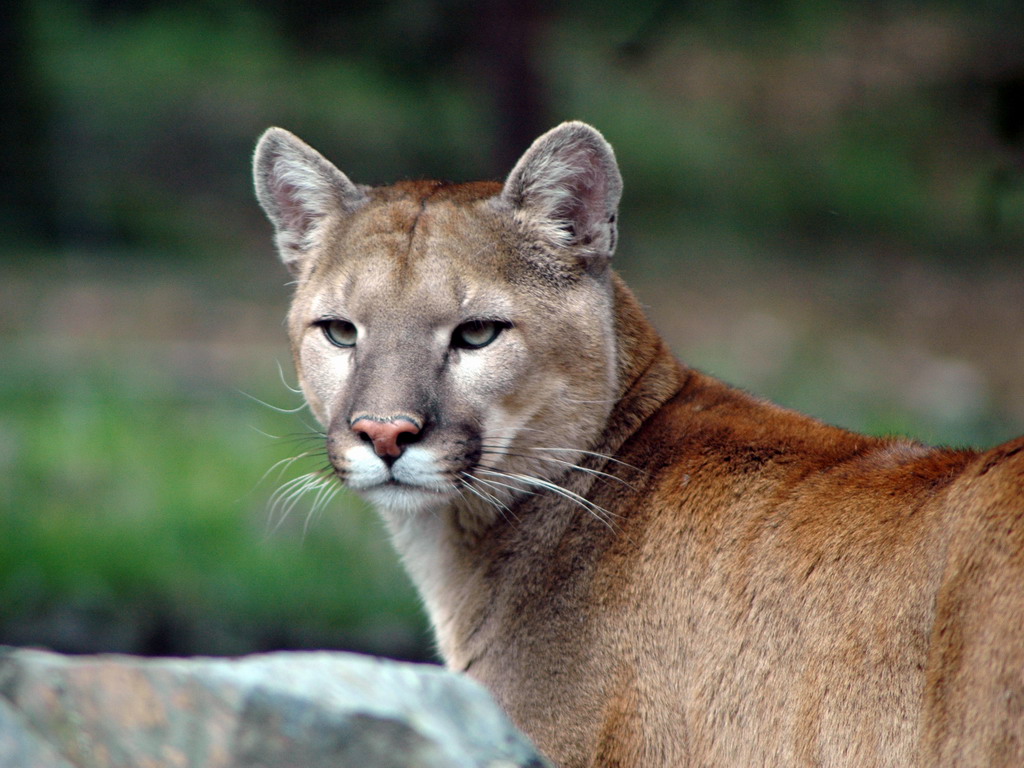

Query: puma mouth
[[380, 478, 449, 492], [342, 471, 451, 494], [359, 482, 454, 515]]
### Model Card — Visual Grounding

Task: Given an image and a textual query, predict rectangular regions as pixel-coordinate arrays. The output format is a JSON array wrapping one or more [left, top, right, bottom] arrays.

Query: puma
[[253, 121, 1024, 767]]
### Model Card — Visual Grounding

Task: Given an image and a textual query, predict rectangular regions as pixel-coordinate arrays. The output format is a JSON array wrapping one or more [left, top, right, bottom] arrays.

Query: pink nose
[[350, 417, 421, 458]]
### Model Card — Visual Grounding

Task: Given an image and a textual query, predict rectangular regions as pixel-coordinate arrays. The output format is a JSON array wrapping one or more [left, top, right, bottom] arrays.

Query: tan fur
[[254, 122, 1024, 767]]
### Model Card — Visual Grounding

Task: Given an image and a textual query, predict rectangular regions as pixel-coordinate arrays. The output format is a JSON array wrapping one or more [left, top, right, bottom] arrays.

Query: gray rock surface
[[0, 647, 551, 768]]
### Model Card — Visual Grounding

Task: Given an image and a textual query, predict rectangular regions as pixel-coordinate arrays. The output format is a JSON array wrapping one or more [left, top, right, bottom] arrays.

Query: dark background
[[1, 0, 1022, 663]]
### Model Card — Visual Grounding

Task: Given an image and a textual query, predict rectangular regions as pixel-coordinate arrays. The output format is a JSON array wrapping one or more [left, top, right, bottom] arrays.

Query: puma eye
[[452, 320, 507, 350], [319, 319, 357, 348]]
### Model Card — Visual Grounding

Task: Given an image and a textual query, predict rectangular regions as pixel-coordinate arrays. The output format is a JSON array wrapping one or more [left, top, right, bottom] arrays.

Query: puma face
[[254, 124, 623, 527]]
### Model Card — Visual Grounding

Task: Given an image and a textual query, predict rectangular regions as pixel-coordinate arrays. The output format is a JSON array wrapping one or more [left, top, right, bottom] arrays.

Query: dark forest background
[[1, 0, 1023, 662]]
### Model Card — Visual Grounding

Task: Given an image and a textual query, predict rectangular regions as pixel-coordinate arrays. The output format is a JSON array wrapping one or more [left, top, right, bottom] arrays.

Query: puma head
[[254, 122, 624, 527]]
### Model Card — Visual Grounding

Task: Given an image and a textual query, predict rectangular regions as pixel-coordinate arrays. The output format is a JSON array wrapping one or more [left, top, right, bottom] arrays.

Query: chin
[[359, 484, 453, 516]]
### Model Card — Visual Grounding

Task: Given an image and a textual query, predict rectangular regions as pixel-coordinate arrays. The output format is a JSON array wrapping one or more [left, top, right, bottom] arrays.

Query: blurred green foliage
[[9, 0, 1024, 256], [1, 0, 1023, 659], [0, 329, 428, 658]]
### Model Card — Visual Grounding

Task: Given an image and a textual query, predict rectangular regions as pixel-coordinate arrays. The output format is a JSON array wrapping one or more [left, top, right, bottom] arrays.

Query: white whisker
[[302, 480, 341, 538], [267, 469, 336, 536], [257, 450, 322, 487], [458, 472, 520, 524], [276, 360, 304, 394], [476, 468, 619, 532], [479, 448, 636, 489], [475, 431, 640, 474], [529, 446, 642, 473], [461, 474, 513, 511], [238, 389, 308, 414]]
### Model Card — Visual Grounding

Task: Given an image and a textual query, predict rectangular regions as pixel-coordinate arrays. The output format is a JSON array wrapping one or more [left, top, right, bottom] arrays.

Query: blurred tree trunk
[[0, 0, 56, 244], [472, 0, 548, 174]]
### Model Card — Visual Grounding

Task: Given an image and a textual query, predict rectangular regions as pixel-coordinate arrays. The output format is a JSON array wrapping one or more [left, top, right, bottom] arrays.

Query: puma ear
[[253, 127, 368, 275], [501, 121, 623, 257]]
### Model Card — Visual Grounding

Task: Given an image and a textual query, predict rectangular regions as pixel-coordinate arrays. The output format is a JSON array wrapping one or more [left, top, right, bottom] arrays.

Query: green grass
[[0, 337, 430, 660]]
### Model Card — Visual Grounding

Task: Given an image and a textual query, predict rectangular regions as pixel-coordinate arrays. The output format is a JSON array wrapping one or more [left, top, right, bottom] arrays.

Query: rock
[[0, 647, 551, 768]]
